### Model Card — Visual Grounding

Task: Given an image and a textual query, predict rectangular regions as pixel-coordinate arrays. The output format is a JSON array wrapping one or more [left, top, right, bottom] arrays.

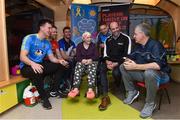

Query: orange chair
[[136, 81, 171, 110]]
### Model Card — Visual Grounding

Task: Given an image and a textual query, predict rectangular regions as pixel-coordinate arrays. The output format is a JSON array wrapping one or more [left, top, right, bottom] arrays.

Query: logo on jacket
[[118, 42, 124, 45]]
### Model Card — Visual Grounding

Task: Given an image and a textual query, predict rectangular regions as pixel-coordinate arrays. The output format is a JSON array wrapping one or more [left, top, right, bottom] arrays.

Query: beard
[[114, 31, 119, 37], [51, 35, 57, 40], [113, 31, 120, 39], [65, 35, 71, 40]]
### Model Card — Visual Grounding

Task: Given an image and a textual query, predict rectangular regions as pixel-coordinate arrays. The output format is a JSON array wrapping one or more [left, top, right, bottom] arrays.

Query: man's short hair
[[136, 23, 151, 37], [52, 25, 57, 29], [37, 19, 53, 31], [99, 22, 107, 27], [63, 26, 70, 33]]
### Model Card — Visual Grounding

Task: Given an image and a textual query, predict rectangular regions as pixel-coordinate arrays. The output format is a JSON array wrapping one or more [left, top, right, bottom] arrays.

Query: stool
[[136, 82, 171, 110]]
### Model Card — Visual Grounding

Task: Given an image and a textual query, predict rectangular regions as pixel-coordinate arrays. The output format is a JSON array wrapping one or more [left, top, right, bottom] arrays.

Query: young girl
[[68, 32, 99, 99]]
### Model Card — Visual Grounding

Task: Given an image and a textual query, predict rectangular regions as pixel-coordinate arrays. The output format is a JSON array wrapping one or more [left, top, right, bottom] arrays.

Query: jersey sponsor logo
[[35, 49, 44, 56]]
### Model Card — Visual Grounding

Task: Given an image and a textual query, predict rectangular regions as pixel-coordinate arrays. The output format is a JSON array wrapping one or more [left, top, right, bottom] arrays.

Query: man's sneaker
[[140, 102, 156, 118], [50, 91, 67, 98], [41, 99, 52, 110], [58, 89, 69, 96], [49, 91, 59, 97], [123, 90, 139, 104]]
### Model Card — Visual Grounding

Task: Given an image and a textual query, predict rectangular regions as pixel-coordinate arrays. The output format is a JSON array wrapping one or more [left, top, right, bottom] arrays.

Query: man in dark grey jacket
[[98, 21, 132, 111]]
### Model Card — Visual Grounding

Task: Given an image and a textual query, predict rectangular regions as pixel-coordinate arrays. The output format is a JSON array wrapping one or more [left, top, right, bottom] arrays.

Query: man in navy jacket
[[120, 23, 171, 118]]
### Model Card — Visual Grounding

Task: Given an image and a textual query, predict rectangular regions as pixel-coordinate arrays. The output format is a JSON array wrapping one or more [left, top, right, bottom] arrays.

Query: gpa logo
[[35, 49, 43, 56]]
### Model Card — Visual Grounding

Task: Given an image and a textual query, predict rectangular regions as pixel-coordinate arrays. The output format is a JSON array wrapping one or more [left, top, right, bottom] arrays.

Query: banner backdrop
[[101, 4, 129, 34], [71, 4, 98, 45]]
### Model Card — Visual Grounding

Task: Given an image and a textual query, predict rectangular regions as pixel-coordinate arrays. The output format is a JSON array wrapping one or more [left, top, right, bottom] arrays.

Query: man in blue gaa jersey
[[96, 23, 111, 57], [20, 19, 68, 110], [58, 26, 76, 85]]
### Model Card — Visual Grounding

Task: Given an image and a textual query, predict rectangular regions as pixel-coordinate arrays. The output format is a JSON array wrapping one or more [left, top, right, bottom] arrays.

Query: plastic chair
[[136, 81, 171, 110]]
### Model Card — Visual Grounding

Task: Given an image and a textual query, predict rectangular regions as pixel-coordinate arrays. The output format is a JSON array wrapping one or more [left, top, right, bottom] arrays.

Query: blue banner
[[71, 4, 98, 45]]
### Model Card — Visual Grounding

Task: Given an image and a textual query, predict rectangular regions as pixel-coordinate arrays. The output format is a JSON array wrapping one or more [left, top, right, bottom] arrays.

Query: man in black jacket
[[98, 21, 132, 110]]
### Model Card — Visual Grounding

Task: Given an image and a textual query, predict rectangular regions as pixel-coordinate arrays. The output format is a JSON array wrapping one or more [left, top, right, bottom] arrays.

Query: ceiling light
[[72, 0, 91, 4], [133, 0, 160, 6]]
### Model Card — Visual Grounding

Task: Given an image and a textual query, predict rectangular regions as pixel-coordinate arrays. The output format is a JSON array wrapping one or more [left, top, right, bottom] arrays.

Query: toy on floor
[[23, 84, 40, 107]]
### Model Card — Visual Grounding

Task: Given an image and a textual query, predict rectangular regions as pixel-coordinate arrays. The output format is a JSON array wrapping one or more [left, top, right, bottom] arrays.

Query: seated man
[[58, 26, 76, 61], [96, 22, 111, 57], [120, 23, 171, 118], [45, 25, 68, 97], [99, 21, 132, 110], [96, 23, 111, 92], [49, 25, 61, 59], [68, 32, 99, 100], [58, 26, 76, 82], [20, 19, 68, 110]]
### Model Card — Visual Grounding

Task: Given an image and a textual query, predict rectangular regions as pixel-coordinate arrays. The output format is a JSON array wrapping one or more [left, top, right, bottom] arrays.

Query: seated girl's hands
[[82, 59, 93, 65], [87, 59, 92, 65], [82, 59, 87, 64]]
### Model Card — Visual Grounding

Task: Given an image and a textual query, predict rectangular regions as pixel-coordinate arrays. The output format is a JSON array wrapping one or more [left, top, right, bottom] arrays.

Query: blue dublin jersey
[[19, 34, 52, 68]]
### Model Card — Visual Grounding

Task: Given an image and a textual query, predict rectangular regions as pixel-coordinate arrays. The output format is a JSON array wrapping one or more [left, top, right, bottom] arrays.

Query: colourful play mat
[[62, 80, 145, 119]]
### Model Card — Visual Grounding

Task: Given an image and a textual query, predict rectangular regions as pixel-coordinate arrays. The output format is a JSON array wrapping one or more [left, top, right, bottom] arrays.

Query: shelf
[[168, 61, 180, 65], [0, 76, 28, 88]]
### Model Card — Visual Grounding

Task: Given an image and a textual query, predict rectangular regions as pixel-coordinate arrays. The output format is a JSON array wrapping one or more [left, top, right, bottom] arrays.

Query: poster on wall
[[71, 4, 98, 45], [101, 4, 130, 34]]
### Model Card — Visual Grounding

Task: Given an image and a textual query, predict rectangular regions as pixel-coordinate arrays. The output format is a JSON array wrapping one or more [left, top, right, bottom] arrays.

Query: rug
[[62, 80, 145, 120]]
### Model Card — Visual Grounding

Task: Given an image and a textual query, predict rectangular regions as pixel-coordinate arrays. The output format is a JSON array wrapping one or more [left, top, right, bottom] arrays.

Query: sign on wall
[[101, 4, 130, 34], [71, 4, 98, 45]]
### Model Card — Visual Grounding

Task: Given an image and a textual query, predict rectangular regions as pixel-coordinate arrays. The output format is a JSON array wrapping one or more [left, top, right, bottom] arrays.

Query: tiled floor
[[1, 97, 62, 119], [1, 81, 180, 119]]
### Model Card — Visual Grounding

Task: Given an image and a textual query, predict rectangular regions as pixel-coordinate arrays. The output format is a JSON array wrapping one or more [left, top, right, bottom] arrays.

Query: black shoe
[[50, 91, 67, 98], [57, 91, 68, 98], [42, 99, 52, 110]]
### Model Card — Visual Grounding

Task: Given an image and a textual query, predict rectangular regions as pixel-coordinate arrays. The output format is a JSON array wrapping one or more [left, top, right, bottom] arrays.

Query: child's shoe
[[68, 88, 79, 98], [86, 90, 95, 100]]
